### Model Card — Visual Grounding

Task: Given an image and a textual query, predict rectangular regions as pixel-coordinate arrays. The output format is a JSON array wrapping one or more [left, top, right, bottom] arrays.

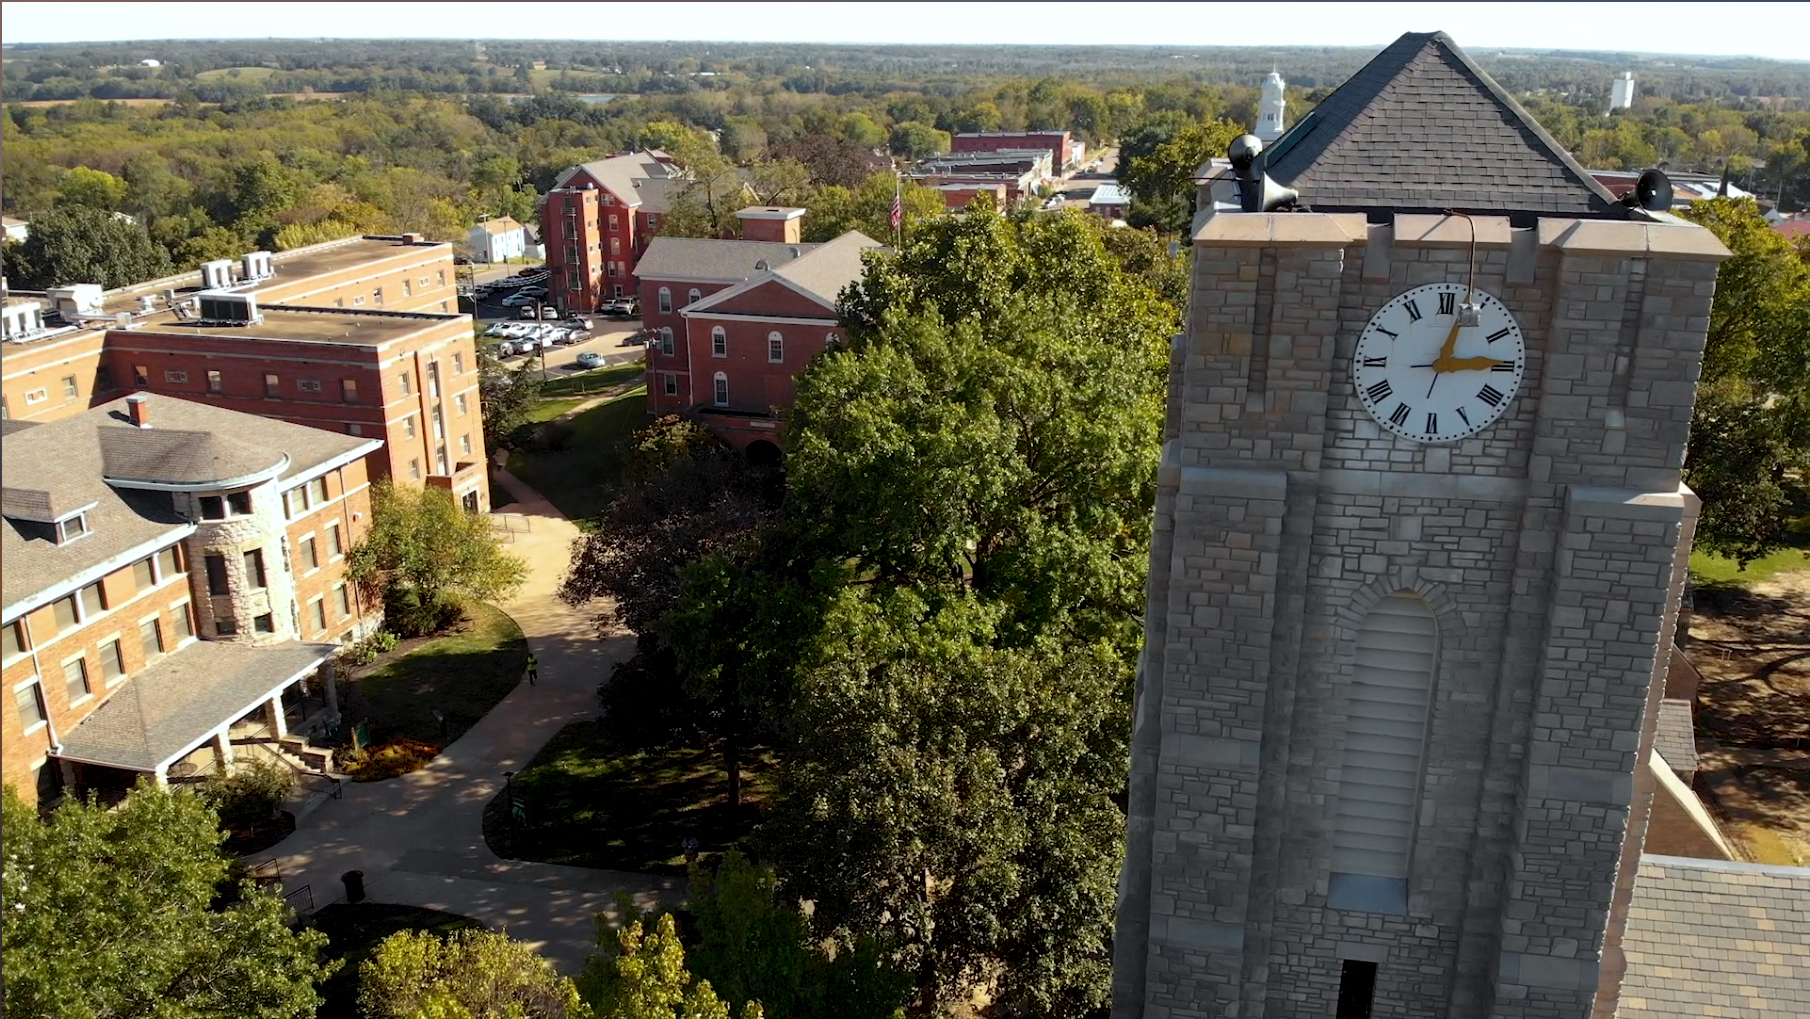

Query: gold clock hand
[[1441, 356, 1513, 372]]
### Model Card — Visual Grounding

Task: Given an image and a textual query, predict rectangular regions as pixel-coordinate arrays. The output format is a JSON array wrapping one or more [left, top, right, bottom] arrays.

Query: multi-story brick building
[[541, 150, 682, 312], [1, 235, 486, 509], [666, 231, 881, 454], [3, 393, 381, 805], [952, 130, 1076, 172]]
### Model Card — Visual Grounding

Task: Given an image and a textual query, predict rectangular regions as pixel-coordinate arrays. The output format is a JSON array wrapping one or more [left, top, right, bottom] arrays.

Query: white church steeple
[[1257, 69, 1287, 143]]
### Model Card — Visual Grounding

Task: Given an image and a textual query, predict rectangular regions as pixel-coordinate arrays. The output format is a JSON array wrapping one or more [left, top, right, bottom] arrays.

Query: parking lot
[[468, 268, 647, 376]]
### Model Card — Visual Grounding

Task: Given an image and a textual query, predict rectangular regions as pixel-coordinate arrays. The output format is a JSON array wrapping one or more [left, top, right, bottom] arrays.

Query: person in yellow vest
[[525, 653, 538, 686]]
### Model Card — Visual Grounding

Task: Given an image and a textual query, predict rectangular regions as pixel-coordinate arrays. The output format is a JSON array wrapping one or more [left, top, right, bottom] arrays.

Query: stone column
[[213, 729, 236, 772], [268, 694, 288, 738]]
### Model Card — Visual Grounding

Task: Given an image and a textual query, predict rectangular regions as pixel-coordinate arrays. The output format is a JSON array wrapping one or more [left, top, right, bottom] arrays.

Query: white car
[[519, 286, 549, 298], [501, 293, 535, 307]]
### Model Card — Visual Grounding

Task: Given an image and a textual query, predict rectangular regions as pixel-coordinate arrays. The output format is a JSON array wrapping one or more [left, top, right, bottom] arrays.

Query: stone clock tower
[[1110, 32, 1730, 1019]]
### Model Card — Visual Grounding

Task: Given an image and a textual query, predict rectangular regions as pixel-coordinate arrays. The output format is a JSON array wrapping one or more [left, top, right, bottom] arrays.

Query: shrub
[[383, 587, 464, 638], [195, 758, 294, 831], [340, 738, 442, 782], [339, 629, 400, 667]]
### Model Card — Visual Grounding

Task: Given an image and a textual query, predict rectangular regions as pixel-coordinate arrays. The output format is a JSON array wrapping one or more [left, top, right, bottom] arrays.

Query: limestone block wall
[[1112, 212, 1727, 1019], [180, 481, 300, 646]]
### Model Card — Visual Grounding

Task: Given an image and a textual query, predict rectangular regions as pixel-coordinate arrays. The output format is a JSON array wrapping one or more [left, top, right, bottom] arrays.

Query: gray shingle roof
[[56, 640, 337, 772], [3, 394, 374, 614], [1263, 31, 1620, 219], [1654, 699, 1699, 777], [555, 150, 676, 205], [634, 238, 820, 284], [628, 176, 687, 215], [772, 231, 884, 305], [1618, 855, 1810, 1018]]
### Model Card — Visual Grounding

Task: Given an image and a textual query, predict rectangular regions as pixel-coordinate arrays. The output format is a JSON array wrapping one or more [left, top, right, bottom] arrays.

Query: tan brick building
[[3, 394, 379, 804]]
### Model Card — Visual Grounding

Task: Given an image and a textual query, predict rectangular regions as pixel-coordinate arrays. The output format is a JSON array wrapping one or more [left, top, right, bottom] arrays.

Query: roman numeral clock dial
[[1352, 282, 1526, 443]]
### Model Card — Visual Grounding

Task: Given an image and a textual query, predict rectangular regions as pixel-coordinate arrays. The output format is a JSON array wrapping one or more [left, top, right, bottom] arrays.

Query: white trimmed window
[[1329, 591, 1436, 910], [658, 287, 672, 314], [13, 678, 47, 732], [711, 326, 727, 358], [767, 331, 784, 363], [687, 287, 701, 307], [713, 372, 728, 407], [659, 328, 674, 356]]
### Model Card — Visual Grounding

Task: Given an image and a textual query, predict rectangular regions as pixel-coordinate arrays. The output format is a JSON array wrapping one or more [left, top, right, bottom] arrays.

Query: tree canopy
[[1, 204, 173, 289], [360, 928, 588, 1019], [347, 481, 527, 631], [1, 781, 333, 1019]]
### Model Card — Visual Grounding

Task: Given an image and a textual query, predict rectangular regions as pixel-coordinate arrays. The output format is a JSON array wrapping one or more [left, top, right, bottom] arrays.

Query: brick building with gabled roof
[[3, 393, 381, 804]]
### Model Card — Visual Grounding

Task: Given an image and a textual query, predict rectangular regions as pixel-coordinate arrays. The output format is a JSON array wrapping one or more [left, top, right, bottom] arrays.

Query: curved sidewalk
[[264, 467, 678, 974]]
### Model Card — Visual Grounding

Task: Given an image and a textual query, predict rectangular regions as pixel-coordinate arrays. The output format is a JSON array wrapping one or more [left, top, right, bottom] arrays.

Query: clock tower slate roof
[[1262, 31, 1622, 220]]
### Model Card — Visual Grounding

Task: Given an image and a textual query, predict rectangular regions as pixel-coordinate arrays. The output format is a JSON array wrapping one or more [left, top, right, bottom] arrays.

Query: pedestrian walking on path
[[526, 652, 539, 685]]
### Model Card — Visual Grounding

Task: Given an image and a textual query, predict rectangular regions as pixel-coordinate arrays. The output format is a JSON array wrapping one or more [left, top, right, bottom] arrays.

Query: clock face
[[1352, 282, 1527, 443]]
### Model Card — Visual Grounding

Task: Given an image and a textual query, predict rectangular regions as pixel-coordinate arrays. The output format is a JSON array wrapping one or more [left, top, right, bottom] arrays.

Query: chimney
[[126, 393, 152, 428], [400, 233, 424, 244], [736, 206, 806, 244]]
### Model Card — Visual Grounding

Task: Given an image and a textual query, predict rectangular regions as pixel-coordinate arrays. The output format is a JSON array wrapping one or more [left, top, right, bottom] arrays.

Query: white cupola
[[1258, 69, 1288, 143]]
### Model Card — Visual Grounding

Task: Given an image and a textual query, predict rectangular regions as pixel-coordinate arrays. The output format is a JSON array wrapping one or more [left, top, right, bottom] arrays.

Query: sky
[[2, 1, 1804, 61]]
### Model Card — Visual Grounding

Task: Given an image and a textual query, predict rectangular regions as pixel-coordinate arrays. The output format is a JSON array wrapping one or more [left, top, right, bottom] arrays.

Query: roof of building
[[473, 217, 524, 235], [56, 640, 338, 773], [1617, 855, 1810, 1019], [119, 306, 463, 348], [633, 238, 820, 283], [1, 215, 27, 228], [89, 235, 450, 317], [1090, 182, 1132, 206], [1653, 699, 1699, 776], [2, 394, 376, 615], [771, 231, 885, 305], [629, 176, 687, 215], [554, 150, 678, 206], [1261, 31, 1621, 219]]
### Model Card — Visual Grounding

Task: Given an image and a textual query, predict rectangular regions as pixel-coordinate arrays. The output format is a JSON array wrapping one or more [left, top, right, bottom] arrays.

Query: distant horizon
[[2, 2, 1804, 63]]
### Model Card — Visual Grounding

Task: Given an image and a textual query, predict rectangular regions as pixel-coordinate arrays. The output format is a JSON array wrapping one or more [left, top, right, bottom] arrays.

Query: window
[[409, 459, 421, 480], [460, 433, 472, 455], [418, 276, 429, 288], [200, 495, 226, 520], [660, 328, 674, 356], [298, 378, 323, 393], [436, 450, 449, 475], [95, 365, 113, 391], [264, 373, 280, 397], [372, 287, 384, 306], [133, 365, 150, 388], [399, 371, 412, 396], [253, 613, 274, 635], [14, 681, 46, 731], [608, 214, 619, 229], [58, 514, 88, 543], [713, 372, 729, 407], [80, 581, 107, 619], [24, 388, 48, 406], [283, 488, 305, 518], [228, 491, 252, 516], [309, 598, 327, 633], [402, 278, 413, 297], [610, 237, 622, 255], [63, 655, 91, 702], [455, 393, 468, 416], [243, 549, 267, 590], [712, 327, 727, 357], [663, 373, 677, 396], [687, 287, 701, 307], [205, 554, 229, 595], [310, 477, 329, 504], [403, 415, 417, 438], [216, 618, 238, 636], [158, 545, 180, 580], [439, 300, 449, 313], [327, 522, 343, 557], [62, 375, 78, 398], [3, 621, 25, 659], [207, 370, 223, 393], [452, 353, 464, 375], [432, 415, 444, 441], [353, 295, 365, 307], [768, 331, 784, 363], [348, 423, 363, 436], [334, 297, 345, 308], [1336, 961, 1377, 1019], [300, 536, 319, 571], [102, 638, 126, 682], [436, 270, 446, 287], [336, 583, 352, 617], [341, 378, 358, 402], [658, 287, 672, 314], [53, 595, 79, 633], [164, 369, 188, 384], [175, 604, 194, 641], [139, 616, 164, 658], [1328, 592, 1435, 914]]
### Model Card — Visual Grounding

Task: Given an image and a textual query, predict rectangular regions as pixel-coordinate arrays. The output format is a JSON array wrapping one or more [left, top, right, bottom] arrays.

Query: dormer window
[[57, 513, 88, 543], [198, 491, 253, 520]]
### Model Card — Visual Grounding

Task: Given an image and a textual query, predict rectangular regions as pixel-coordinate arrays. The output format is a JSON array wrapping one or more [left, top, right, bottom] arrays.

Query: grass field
[[311, 904, 484, 1019], [507, 389, 648, 520], [195, 65, 276, 81], [1689, 546, 1810, 588], [339, 602, 527, 777], [538, 361, 644, 397]]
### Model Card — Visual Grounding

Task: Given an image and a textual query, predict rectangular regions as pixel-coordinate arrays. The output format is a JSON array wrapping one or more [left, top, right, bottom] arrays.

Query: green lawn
[[507, 389, 648, 520], [1690, 547, 1810, 588], [525, 397, 586, 423], [483, 719, 774, 874], [338, 602, 527, 775], [311, 903, 484, 1019], [538, 361, 644, 397], [195, 65, 276, 81]]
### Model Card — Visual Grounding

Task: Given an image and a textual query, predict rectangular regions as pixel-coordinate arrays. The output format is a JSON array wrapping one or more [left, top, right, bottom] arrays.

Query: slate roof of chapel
[[1262, 31, 1622, 218]]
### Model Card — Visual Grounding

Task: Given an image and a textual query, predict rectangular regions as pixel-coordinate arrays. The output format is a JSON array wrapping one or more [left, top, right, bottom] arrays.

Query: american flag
[[890, 187, 903, 233]]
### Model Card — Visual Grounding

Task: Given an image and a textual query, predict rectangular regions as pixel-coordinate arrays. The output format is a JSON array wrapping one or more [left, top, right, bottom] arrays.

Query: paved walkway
[[264, 467, 679, 974]]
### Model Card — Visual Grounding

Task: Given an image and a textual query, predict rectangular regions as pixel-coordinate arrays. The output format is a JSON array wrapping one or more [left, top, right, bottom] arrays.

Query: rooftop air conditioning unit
[[200, 259, 235, 290], [240, 250, 274, 281], [194, 290, 262, 325], [46, 284, 104, 319]]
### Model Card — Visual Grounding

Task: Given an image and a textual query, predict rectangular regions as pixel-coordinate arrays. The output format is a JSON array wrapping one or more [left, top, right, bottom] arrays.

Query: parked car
[[576, 351, 606, 369], [493, 338, 520, 356], [600, 298, 640, 317], [518, 304, 545, 319], [501, 293, 534, 307], [520, 285, 549, 298]]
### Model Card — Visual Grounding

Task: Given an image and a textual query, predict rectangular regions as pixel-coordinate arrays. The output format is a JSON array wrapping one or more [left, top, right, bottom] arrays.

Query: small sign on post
[[510, 799, 528, 825], [352, 720, 371, 752]]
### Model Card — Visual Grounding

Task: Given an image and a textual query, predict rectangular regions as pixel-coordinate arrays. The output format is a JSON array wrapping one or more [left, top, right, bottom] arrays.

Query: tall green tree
[[1679, 197, 1810, 563], [581, 912, 760, 1019], [347, 481, 527, 632], [478, 341, 547, 454], [1, 204, 174, 289], [359, 929, 589, 1019], [800, 174, 942, 244], [1117, 117, 1245, 232], [1, 781, 333, 1019], [56, 166, 128, 210]]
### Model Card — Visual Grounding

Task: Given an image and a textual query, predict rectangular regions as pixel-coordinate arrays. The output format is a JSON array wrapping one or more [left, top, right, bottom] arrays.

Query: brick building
[[1107, 31, 1768, 1019], [953, 130, 1076, 171], [3, 393, 381, 805], [2, 235, 485, 509], [541, 150, 682, 313], [669, 231, 881, 454]]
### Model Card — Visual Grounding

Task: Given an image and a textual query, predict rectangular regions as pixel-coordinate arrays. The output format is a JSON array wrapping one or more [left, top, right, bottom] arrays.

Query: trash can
[[342, 870, 366, 904]]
